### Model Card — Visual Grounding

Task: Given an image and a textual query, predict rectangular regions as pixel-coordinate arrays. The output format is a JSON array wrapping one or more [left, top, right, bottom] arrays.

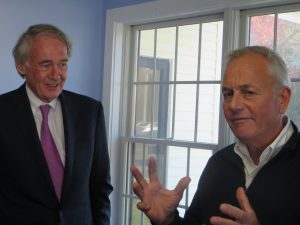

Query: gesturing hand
[[131, 157, 191, 225], [210, 187, 260, 225]]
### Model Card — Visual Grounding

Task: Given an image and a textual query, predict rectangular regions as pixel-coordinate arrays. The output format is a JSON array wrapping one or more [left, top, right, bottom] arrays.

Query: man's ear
[[279, 86, 292, 114], [16, 63, 26, 76]]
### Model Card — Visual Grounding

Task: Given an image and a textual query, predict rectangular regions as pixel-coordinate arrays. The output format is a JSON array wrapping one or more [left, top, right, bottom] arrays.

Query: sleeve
[[89, 102, 113, 225]]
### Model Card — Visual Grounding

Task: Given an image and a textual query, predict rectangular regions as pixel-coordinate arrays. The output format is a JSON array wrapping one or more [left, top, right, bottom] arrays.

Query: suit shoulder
[[61, 90, 99, 102], [0, 88, 22, 105], [60, 90, 103, 108]]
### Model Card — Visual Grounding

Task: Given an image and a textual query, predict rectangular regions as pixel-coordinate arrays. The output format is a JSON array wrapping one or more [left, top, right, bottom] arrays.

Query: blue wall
[[0, 0, 154, 100]]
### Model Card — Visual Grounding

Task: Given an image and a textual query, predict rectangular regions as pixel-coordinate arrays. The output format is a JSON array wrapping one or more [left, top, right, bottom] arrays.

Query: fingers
[[131, 165, 148, 189], [148, 156, 159, 182], [137, 200, 151, 212], [219, 203, 246, 222], [132, 182, 144, 199], [236, 187, 252, 212], [174, 176, 191, 195], [210, 215, 234, 225], [210, 187, 259, 225]]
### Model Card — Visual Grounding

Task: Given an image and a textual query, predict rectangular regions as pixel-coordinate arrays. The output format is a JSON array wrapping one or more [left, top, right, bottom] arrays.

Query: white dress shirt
[[234, 117, 294, 188], [26, 85, 65, 165]]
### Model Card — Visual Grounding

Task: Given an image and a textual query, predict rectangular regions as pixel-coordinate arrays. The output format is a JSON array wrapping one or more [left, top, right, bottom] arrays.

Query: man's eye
[[59, 62, 68, 69], [244, 90, 256, 96], [41, 64, 50, 69], [222, 91, 232, 99]]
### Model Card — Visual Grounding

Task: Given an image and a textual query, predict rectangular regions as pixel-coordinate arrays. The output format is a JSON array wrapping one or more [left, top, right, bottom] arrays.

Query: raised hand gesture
[[131, 157, 191, 225], [210, 187, 260, 225]]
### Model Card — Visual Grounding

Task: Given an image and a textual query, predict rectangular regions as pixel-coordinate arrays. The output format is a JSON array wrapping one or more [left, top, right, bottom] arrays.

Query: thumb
[[174, 176, 191, 195]]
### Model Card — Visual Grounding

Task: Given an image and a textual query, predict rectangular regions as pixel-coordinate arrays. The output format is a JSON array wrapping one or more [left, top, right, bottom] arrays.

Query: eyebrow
[[38, 59, 69, 64], [222, 84, 254, 90]]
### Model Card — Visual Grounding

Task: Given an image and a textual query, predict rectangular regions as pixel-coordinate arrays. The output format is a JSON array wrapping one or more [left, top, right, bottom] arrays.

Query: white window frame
[[102, 0, 300, 224]]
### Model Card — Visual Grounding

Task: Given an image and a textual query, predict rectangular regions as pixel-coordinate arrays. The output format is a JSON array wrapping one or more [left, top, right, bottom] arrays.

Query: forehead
[[222, 53, 274, 88], [28, 35, 68, 59]]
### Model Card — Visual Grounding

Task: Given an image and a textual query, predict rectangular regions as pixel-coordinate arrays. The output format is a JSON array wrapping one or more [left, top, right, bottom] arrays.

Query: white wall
[[0, 0, 103, 100]]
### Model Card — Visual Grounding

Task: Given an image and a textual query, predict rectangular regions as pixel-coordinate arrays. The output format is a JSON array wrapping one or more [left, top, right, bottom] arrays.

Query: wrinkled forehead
[[222, 53, 274, 88]]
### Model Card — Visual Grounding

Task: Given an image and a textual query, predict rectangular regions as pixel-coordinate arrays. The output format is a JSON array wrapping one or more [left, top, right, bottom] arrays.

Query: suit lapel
[[59, 92, 76, 200], [13, 84, 58, 198]]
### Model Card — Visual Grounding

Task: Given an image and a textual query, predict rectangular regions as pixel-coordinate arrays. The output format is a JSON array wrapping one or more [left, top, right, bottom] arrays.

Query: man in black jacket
[[131, 46, 299, 225], [0, 24, 113, 225]]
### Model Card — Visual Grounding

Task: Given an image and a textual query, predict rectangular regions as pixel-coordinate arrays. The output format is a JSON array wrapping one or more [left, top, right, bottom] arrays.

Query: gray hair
[[12, 24, 72, 77], [226, 46, 291, 90]]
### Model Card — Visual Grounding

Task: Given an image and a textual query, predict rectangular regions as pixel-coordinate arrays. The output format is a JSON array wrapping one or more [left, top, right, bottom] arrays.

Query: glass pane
[[135, 82, 173, 139], [166, 146, 187, 205], [249, 14, 275, 48], [197, 84, 220, 144], [138, 30, 155, 82], [277, 11, 300, 79], [135, 84, 154, 138], [173, 84, 197, 141], [177, 24, 200, 81], [157, 27, 176, 81], [200, 21, 223, 81], [178, 207, 186, 218], [143, 214, 152, 225], [131, 143, 155, 177], [131, 143, 145, 180], [130, 198, 142, 225], [188, 149, 212, 205], [286, 82, 300, 126]]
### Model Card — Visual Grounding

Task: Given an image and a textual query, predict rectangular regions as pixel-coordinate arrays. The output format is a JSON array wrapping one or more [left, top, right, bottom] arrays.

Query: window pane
[[197, 84, 220, 144], [157, 27, 176, 81], [143, 215, 152, 225], [200, 21, 223, 81], [166, 146, 188, 205], [189, 149, 212, 205], [177, 24, 200, 81], [287, 82, 300, 125], [277, 11, 300, 79], [130, 198, 142, 225], [135, 84, 154, 138], [138, 30, 155, 82], [173, 84, 197, 141], [131, 143, 161, 178], [249, 14, 275, 48]]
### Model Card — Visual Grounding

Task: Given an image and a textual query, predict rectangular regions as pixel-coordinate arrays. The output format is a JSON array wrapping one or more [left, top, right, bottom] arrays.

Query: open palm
[[131, 157, 190, 225]]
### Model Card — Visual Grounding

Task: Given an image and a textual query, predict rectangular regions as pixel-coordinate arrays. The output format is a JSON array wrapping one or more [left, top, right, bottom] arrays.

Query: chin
[[232, 129, 252, 140]]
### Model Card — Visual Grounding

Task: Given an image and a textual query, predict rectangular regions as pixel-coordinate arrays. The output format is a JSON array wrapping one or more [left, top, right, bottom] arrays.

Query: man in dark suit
[[0, 24, 113, 225]]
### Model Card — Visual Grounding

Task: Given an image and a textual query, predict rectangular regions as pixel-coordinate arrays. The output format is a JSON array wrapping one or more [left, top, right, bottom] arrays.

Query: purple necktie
[[40, 104, 64, 201]]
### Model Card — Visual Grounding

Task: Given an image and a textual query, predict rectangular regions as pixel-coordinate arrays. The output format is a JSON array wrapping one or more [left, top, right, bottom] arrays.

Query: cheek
[[222, 103, 231, 118], [61, 73, 67, 82]]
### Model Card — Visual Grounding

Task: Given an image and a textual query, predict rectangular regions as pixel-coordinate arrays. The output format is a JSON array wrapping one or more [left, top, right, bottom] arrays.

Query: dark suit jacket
[[0, 84, 113, 225]]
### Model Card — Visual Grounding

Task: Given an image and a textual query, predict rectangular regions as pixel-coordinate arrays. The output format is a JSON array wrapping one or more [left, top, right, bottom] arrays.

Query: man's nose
[[49, 64, 62, 78], [229, 93, 244, 110]]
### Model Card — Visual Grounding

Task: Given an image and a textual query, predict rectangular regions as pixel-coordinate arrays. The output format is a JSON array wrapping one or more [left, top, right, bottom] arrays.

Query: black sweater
[[172, 122, 300, 225]]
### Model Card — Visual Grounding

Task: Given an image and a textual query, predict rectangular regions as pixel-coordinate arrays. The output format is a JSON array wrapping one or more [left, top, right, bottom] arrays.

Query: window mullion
[[274, 13, 278, 50], [194, 23, 202, 142], [185, 147, 191, 209], [171, 26, 179, 139], [151, 29, 158, 138]]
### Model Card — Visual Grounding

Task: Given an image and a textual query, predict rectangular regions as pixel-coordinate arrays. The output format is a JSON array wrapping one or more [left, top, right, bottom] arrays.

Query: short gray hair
[[12, 24, 72, 77], [226, 46, 290, 90]]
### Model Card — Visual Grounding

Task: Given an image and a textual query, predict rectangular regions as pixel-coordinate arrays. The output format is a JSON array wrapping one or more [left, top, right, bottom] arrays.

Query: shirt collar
[[25, 84, 58, 113], [234, 117, 294, 166]]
